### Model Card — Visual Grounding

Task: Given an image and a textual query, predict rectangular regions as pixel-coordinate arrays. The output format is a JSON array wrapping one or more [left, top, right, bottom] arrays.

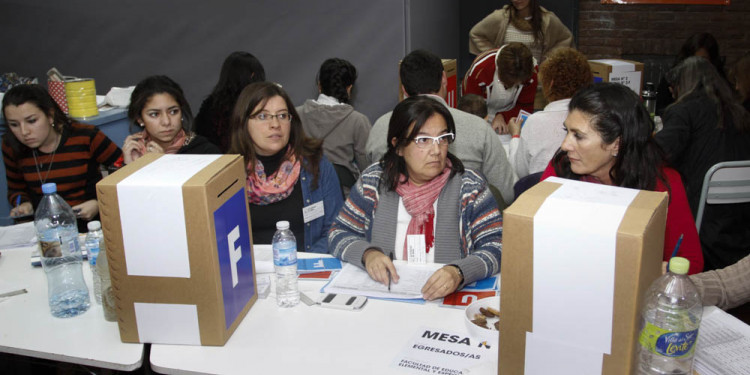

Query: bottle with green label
[[637, 257, 702, 375]]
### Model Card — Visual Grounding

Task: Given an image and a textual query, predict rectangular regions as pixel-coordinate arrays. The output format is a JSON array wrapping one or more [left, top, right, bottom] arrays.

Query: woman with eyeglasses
[[329, 96, 503, 300], [230, 82, 343, 253], [122, 75, 220, 165]]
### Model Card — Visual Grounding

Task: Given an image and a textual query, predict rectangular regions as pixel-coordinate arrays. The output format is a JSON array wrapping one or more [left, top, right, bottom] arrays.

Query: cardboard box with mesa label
[[97, 154, 257, 346], [589, 59, 644, 95], [499, 177, 666, 374]]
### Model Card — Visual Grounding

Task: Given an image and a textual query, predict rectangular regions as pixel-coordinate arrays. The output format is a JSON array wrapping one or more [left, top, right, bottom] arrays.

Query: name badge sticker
[[302, 201, 325, 223], [407, 235, 427, 264]]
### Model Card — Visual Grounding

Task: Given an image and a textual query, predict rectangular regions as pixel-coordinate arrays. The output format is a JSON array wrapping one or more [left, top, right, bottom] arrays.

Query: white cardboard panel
[[134, 302, 201, 345], [525, 332, 604, 374], [117, 155, 220, 278]]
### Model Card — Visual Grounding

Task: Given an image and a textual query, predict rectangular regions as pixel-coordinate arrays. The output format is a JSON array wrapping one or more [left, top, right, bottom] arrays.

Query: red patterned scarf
[[395, 161, 452, 259]]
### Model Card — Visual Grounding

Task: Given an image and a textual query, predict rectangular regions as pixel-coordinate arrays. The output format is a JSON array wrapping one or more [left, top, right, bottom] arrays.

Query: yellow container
[[65, 78, 99, 119]]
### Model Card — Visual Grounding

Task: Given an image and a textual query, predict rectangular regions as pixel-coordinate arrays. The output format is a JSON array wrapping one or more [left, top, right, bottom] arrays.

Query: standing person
[[296, 58, 371, 192], [330, 96, 503, 301], [655, 33, 727, 116], [230, 82, 343, 253], [2, 84, 122, 231], [541, 83, 703, 275], [469, 0, 574, 64], [122, 76, 219, 165], [195, 51, 266, 152], [655, 56, 750, 271], [367, 49, 516, 207], [462, 43, 537, 132], [507, 47, 592, 179]]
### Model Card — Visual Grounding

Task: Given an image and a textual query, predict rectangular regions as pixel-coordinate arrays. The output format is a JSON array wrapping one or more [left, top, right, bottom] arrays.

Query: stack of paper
[[694, 306, 750, 375]]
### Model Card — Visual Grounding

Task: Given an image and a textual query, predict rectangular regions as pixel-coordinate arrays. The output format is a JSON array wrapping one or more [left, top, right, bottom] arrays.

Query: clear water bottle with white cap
[[85, 220, 104, 304], [34, 182, 90, 318], [272, 221, 299, 307], [637, 257, 702, 374]]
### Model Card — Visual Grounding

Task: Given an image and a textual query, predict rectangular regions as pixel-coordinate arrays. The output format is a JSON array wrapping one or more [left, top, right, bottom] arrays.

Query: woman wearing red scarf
[[329, 96, 503, 300], [230, 82, 343, 253], [122, 76, 220, 165]]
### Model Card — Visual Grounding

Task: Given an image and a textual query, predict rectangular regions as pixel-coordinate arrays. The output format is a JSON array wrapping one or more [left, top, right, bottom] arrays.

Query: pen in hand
[[388, 252, 393, 292]]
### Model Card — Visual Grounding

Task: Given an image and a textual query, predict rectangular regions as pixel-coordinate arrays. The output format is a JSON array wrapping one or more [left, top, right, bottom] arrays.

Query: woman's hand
[[363, 249, 399, 286], [122, 134, 146, 165], [421, 265, 462, 301], [491, 114, 508, 135], [72, 199, 99, 221], [508, 117, 522, 137], [145, 141, 164, 155], [10, 202, 33, 217]]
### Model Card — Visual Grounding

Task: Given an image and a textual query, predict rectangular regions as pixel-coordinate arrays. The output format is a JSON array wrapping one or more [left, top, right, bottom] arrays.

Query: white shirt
[[394, 197, 437, 263], [508, 98, 570, 178]]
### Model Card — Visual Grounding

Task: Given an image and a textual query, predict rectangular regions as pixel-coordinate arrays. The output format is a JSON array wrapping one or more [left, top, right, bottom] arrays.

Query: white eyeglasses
[[413, 133, 455, 148]]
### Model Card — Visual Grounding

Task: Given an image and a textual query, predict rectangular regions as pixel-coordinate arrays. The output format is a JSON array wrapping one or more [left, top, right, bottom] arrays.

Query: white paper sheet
[[525, 332, 603, 375], [134, 302, 200, 345], [694, 307, 750, 375], [118, 155, 220, 278], [0, 222, 37, 249], [252, 244, 274, 274], [391, 326, 497, 375], [529, 177, 638, 369], [324, 261, 442, 299]]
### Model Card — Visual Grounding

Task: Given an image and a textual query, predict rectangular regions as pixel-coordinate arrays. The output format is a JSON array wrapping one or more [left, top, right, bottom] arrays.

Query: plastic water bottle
[[272, 221, 299, 307], [96, 237, 117, 322], [34, 183, 91, 318], [637, 257, 702, 374], [85, 221, 104, 304]]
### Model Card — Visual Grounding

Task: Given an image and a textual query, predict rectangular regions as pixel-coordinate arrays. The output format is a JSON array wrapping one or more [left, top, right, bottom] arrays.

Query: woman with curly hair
[[508, 47, 592, 179], [296, 58, 371, 190], [230, 82, 342, 253], [195, 51, 266, 152]]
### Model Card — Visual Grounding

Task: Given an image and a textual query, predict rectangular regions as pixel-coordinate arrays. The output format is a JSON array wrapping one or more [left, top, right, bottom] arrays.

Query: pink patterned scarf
[[395, 161, 452, 259], [134, 129, 190, 155], [246, 148, 301, 205]]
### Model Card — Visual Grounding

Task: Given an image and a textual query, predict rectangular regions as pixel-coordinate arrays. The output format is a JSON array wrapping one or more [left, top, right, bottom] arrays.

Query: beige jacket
[[690, 254, 750, 310], [469, 5, 574, 60]]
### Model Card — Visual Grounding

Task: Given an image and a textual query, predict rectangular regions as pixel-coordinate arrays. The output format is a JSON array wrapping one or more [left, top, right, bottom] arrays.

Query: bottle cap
[[669, 257, 690, 275], [276, 221, 290, 230], [87, 220, 102, 231], [41, 183, 57, 194]]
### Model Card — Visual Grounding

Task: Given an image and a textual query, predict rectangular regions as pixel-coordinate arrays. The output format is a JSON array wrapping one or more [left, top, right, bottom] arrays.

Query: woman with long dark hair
[[296, 58, 371, 185], [655, 56, 750, 271], [542, 82, 703, 274], [230, 82, 342, 253], [469, 0, 573, 63], [329, 96, 502, 300], [122, 75, 219, 165], [2, 84, 122, 230], [195, 51, 266, 152]]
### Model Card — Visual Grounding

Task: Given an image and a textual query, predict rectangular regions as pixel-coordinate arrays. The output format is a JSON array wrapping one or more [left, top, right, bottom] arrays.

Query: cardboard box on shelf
[[589, 59, 644, 95], [399, 59, 457, 108], [97, 153, 257, 346], [499, 177, 667, 375]]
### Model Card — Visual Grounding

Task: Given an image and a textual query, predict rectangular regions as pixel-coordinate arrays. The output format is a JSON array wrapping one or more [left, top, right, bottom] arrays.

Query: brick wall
[[578, 0, 750, 69]]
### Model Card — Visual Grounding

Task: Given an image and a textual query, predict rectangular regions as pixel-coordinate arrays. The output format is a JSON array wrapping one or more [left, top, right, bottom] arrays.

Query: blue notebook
[[297, 257, 342, 274]]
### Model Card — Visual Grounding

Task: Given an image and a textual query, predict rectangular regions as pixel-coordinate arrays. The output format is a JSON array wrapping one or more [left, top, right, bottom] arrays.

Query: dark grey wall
[[0, 0, 457, 124]]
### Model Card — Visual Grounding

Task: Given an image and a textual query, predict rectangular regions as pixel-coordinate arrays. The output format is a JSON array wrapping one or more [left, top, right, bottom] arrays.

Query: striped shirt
[[3, 122, 122, 209]]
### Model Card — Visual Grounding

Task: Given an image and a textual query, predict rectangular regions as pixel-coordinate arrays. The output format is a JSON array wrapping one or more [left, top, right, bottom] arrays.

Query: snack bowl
[[464, 295, 500, 343]]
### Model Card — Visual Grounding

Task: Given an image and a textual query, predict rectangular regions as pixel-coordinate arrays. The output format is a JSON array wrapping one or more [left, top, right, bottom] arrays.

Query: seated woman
[[296, 58, 371, 188], [329, 96, 503, 300], [462, 42, 537, 134], [122, 75, 220, 164], [230, 82, 343, 253], [2, 84, 122, 231], [655, 56, 750, 271], [195, 51, 266, 153], [541, 82, 703, 274]]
